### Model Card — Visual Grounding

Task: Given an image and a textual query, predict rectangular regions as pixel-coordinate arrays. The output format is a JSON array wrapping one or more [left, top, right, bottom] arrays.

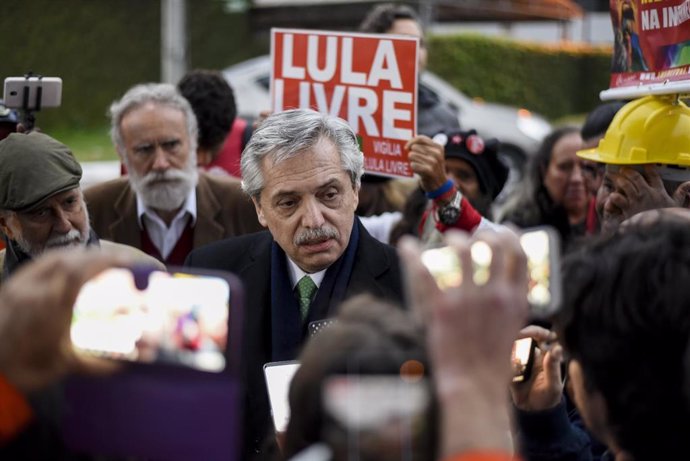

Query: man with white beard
[[0, 132, 162, 287], [85, 83, 262, 266]]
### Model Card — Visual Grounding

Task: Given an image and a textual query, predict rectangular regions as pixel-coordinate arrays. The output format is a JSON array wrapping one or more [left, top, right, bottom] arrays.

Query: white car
[[223, 55, 552, 186]]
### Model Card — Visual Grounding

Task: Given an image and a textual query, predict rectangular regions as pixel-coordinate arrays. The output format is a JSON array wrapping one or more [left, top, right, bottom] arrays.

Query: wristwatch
[[437, 191, 462, 225]]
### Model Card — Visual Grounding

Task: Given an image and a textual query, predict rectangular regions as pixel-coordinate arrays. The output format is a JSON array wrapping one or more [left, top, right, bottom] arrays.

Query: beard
[[16, 225, 90, 258], [129, 166, 198, 212]]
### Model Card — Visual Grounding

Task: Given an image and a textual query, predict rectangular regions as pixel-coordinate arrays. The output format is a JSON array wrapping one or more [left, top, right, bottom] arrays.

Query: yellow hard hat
[[577, 96, 690, 167]]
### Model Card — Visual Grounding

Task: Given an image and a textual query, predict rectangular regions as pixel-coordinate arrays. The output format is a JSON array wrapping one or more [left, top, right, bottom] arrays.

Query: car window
[[421, 81, 461, 114]]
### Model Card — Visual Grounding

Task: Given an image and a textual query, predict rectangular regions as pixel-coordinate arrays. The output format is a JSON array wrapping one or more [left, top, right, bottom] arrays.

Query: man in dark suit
[[85, 83, 262, 266], [185, 108, 405, 458]]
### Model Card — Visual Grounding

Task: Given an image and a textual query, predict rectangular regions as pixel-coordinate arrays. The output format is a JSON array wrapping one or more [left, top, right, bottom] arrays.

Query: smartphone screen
[[71, 268, 230, 372], [264, 361, 301, 433], [511, 337, 535, 383], [520, 228, 561, 317], [420, 227, 561, 318]]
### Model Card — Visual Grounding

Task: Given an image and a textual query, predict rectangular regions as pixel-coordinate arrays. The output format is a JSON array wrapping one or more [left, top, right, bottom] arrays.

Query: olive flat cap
[[0, 132, 82, 211]]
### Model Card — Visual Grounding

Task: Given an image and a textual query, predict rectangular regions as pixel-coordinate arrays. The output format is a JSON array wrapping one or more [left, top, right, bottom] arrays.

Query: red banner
[[271, 28, 419, 178], [609, 0, 690, 89]]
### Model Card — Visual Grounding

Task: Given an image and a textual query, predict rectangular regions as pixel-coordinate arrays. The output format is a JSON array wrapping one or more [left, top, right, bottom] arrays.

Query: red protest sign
[[604, 0, 690, 98], [271, 28, 419, 178]]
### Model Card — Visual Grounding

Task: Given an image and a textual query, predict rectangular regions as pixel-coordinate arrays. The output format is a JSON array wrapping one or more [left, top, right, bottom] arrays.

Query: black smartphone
[[308, 318, 337, 338], [63, 266, 245, 461], [511, 337, 536, 383], [420, 226, 562, 318]]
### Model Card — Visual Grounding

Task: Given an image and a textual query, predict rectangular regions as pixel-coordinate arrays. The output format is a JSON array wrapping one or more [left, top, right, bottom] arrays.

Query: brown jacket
[[83, 173, 263, 254], [0, 240, 165, 290]]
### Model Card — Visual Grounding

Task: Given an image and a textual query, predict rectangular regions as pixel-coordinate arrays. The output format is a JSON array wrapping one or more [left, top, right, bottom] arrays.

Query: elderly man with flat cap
[[0, 132, 161, 285]]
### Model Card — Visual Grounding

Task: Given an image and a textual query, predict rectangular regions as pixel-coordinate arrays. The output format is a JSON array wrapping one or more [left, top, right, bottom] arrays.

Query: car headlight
[[516, 109, 552, 141]]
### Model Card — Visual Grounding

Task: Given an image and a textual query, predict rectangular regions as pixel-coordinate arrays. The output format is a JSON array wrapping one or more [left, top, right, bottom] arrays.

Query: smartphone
[[3, 76, 63, 110], [71, 266, 231, 372], [420, 226, 562, 318], [511, 337, 536, 383], [64, 266, 244, 461], [264, 360, 301, 433], [308, 318, 337, 338], [322, 375, 433, 460]]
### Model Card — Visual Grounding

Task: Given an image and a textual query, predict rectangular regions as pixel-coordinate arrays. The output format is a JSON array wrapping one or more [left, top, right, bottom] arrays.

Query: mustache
[[140, 169, 190, 187], [294, 226, 339, 246], [45, 229, 86, 249]]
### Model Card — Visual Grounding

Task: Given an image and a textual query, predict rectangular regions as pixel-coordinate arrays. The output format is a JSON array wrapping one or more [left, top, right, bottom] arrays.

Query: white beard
[[16, 222, 90, 258], [129, 167, 198, 212]]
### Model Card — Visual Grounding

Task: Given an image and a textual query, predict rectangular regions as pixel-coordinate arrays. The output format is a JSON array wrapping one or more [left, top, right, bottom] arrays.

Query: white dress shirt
[[287, 257, 326, 290], [136, 189, 197, 260]]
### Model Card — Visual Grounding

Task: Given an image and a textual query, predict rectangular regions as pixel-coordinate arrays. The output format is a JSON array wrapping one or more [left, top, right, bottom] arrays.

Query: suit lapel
[[239, 232, 274, 365], [347, 222, 393, 298], [110, 182, 141, 249], [193, 175, 225, 248]]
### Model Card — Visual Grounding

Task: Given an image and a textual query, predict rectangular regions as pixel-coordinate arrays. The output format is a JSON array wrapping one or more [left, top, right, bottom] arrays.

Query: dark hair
[[177, 69, 236, 155], [282, 295, 436, 460], [389, 187, 429, 246], [557, 220, 690, 459], [359, 3, 420, 33], [580, 101, 626, 142]]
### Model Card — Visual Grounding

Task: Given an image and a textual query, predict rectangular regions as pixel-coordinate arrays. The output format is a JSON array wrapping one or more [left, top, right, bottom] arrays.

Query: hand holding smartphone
[[64, 266, 245, 461]]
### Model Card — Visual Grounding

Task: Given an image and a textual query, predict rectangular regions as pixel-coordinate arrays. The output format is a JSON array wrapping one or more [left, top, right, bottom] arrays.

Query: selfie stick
[[20, 71, 42, 131]]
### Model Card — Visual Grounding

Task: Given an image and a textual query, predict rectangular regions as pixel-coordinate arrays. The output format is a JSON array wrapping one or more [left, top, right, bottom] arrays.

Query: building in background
[[247, 0, 611, 44]]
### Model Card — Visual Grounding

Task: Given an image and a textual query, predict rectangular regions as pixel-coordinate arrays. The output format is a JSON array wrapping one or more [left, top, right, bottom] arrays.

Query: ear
[[0, 212, 17, 241], [115, 141, 132, 166], [352, 183, 360, 211], [251, 196, 268, 228]]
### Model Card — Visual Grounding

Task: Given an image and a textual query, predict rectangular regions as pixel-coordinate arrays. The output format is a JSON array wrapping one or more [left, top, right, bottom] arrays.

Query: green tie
[[296, 275, 318, 322]]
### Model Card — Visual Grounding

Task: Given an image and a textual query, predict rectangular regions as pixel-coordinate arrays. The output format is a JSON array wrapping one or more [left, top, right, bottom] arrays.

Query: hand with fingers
[[510, 325, 564, 412], [609, 165, 679, 220], [399, 229, 529, 458], [406, 135, 448, 193], [0, 247, 132, 393]]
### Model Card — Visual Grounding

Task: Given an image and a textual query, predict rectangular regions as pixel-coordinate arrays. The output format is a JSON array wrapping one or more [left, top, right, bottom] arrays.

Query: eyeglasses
[[130, 138, 184, 160]]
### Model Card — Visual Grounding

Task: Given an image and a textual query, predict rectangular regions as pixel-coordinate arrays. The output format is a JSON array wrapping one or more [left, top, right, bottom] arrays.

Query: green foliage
[[188, 0, 269, 69], [49, 125, 118, 163], [427, 34, 612, 120], [0, 0, 267, 133], [0, 0, 159, 131], [0, 1, 608, 136]]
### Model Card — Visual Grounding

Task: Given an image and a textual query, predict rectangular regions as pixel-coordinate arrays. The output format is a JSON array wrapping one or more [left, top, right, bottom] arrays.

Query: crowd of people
[[2, 3, 690, 461]]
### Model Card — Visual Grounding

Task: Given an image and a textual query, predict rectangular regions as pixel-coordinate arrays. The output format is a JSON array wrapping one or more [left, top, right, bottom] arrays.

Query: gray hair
[[240, 109, 364, 198], [109, 83, 198, 157]]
